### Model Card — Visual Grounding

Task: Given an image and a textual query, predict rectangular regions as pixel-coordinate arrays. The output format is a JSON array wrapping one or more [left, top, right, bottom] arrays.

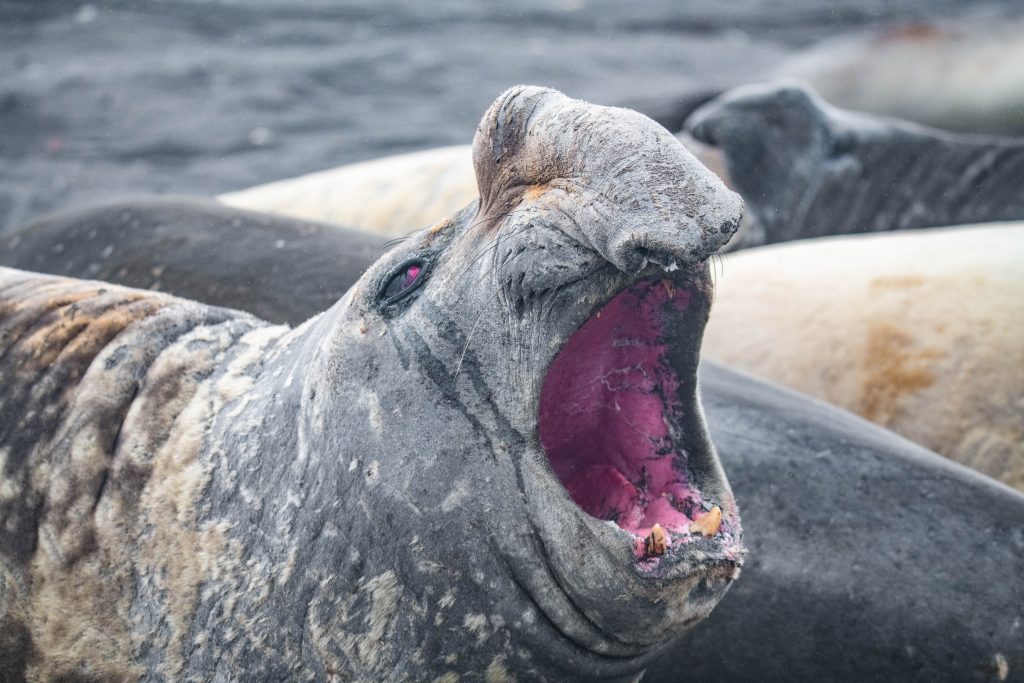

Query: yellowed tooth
[[689, 505, 722, 536], [645, 523, 667, 557]]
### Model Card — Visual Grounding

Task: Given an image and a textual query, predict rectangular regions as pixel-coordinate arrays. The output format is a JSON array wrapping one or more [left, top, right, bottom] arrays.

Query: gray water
[[2, 0, 1022, 233]]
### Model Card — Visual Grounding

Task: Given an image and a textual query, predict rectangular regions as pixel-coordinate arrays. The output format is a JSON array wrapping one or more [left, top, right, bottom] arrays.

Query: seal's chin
[[539, 278, 740, 572]]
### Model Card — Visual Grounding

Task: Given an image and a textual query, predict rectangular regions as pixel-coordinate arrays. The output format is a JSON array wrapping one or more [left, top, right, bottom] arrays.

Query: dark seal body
[[0, 86, 748, 681], [685, 81, 1024, 249], [655, 364, 1024, 682], [2, 197, 388, 326]]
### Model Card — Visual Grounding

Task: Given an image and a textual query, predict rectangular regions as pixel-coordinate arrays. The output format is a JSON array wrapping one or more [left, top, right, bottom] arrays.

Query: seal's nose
[[471, 85, 744, 269], [686, 115, 718, 146]]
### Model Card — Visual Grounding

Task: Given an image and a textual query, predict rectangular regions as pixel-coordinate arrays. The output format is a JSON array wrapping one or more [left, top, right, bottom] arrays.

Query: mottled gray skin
[[686, 81, 1024, 249], [1, 196, 389, 326], [10, 214, 1023, 682], [0, 86, 744, 681]]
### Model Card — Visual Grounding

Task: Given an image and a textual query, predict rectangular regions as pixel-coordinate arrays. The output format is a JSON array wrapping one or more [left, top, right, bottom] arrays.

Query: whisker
[[540, 283, 565, 323], [453, 276, 514, 380], [454, 208, 532, 283], [380, 226, 424, 249], [381, 236, 411, 249]]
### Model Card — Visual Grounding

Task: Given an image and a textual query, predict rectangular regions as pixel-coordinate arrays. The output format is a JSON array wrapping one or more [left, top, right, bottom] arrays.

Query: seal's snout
[[687, 116, 719, 147], [472, 85, 744, 270]]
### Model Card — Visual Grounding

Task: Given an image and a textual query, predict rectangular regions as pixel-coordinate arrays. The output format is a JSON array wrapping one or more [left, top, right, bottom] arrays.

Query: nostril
[[719, 216, 740, 235]]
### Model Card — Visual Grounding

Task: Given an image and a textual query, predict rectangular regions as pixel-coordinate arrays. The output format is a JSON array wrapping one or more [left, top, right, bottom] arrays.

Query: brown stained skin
[[868, 275, 926, 291], [522, 183, 552, 202], [860, 321, 942, 425], [30, 297, 161, 376], [0, 277, 178, 682], [428, 216, 455, 234], [879, 23, 947, 42], [0, 269, 268, 681]]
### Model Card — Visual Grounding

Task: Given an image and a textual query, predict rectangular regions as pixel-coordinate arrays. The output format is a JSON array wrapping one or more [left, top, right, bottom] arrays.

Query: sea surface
[[2, 0, 1022, 232]]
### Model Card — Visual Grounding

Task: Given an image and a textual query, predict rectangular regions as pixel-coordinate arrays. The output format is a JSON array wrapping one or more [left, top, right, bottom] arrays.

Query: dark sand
[[3, 0, 1023, 233]]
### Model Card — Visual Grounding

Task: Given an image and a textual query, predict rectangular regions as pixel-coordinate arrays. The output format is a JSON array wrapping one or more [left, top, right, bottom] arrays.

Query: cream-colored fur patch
[[704, 223, 1024, 489], [219, 145, 477, 237]]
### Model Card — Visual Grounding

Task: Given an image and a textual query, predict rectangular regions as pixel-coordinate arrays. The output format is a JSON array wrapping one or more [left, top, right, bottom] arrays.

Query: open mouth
[[539, 277, 738, 571]]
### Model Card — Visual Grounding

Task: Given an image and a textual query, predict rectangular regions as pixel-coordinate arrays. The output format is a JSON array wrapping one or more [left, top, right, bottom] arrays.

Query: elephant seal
[[685, 81, 1024, 249], [8, 197, 1024, 681], [702, 223, 1024, 490], [2, 196, 389, 326], [0, 86, 746, 681]]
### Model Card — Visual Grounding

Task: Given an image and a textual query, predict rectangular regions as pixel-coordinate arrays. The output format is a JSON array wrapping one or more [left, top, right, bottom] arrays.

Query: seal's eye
[[381, 261, 425, 304]]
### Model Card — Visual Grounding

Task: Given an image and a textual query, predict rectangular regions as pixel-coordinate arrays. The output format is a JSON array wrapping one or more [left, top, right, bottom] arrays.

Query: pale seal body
[[218, 145, 478, 238], [686, 81, 1024, 249], [703, 223, 1024, 490], [0, 86, 746, 681], [777, 21, 1024, 135]]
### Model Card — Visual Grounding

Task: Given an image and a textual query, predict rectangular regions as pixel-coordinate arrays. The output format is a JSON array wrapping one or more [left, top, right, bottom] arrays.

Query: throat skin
[[0, 272, 675, 681], [163, 297, 684, 681]]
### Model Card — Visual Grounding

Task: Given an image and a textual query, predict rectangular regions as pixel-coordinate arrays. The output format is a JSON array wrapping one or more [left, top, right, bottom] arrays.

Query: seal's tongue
[[539, 280, 707, 539]]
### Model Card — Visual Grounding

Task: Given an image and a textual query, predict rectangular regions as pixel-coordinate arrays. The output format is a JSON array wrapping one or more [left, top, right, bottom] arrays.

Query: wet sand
[[1, 0, 1021, 233]]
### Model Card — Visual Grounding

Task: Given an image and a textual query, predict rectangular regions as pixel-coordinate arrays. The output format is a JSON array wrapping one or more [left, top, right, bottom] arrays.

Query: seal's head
[[300, 86, 744, 679], [685, 81, 862, 246]]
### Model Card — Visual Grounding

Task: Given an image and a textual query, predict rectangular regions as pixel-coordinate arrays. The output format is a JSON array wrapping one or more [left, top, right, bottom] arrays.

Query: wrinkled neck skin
[[185, 86, 745, 679], [689, 82, 1024, 249], [186, 233, 695, 681]]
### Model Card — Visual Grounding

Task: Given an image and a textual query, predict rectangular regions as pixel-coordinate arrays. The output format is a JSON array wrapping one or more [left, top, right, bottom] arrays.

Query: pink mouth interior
[[539, 281, 705, 538]]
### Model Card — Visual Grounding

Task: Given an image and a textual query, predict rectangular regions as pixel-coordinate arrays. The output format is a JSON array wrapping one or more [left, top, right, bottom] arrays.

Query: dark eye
[[381, 260, 426, 304]]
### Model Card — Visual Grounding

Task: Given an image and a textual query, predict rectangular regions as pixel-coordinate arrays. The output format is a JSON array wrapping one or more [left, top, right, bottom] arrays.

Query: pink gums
[[539, 281, 703, 537]]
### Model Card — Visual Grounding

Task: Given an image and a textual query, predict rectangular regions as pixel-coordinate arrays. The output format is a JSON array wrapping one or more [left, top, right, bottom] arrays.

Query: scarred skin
[[0, 87, 744, 681], [685, 81, 1024, 249]]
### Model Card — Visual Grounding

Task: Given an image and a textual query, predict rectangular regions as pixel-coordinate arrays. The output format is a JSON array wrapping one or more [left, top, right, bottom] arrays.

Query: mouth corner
[[537, 271, 743, 579]]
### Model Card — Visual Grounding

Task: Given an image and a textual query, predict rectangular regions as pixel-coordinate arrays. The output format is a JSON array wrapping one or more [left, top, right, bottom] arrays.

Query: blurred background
[[3, 0, 1023, 234]]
